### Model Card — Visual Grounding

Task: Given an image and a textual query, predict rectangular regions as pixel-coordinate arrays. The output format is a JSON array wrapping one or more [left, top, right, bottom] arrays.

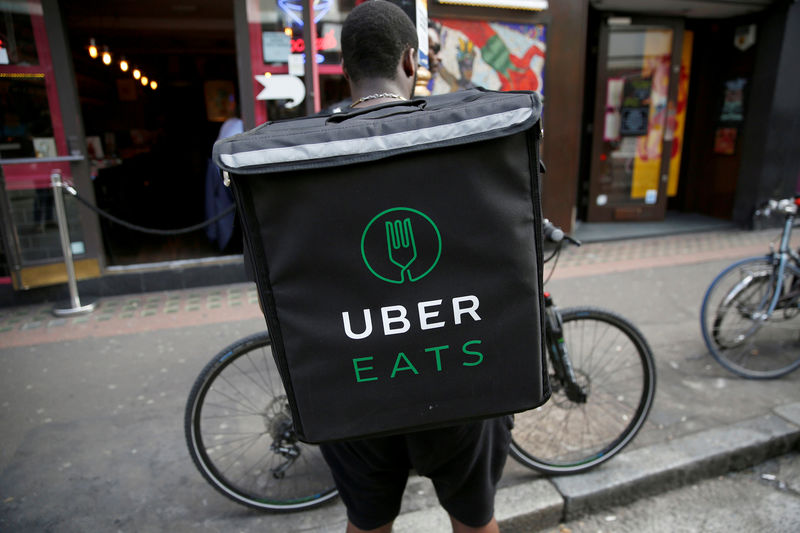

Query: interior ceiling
[[590, 0, 775, 18], [62, 0, 236, 57]]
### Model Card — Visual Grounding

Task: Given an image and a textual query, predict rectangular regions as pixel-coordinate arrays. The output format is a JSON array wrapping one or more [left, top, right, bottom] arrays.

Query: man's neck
[[350, 78, 410, 108]]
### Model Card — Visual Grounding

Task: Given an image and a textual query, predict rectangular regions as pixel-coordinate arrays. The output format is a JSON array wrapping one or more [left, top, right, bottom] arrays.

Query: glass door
[[586, 17, 684, 222]]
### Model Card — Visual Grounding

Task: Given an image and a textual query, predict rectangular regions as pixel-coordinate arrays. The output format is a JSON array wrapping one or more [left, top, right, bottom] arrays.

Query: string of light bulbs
[[87, 38, 158, 90]]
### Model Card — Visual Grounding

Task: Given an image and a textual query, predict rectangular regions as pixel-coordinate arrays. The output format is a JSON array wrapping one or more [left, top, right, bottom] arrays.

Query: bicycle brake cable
[[543, 242, 562, 285]]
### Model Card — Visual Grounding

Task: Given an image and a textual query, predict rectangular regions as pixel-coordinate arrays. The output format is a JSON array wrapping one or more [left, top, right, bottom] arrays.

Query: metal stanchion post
[[51, 170, 96, 316]]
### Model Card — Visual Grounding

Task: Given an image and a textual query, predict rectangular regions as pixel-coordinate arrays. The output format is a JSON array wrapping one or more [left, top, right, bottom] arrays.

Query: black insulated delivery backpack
[[213, 88, 549, 443]]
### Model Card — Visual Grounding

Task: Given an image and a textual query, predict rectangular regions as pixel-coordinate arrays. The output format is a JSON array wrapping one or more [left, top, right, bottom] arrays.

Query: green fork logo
[[361, 207, 442, 284]]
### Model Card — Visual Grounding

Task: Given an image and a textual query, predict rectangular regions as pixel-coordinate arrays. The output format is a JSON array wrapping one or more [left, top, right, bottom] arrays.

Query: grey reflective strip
[[219, 107, 533, 170]]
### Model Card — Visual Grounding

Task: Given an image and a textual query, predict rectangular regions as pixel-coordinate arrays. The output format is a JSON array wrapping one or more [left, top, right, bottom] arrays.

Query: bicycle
[[184, 220, 656, 510], [700, 195, 800, 379], [507, 220, 656, 474]]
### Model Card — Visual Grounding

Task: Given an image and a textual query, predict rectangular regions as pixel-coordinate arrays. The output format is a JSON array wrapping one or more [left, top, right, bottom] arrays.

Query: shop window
[[0, 76, 54, 159], [255, 0, 347, 67], [0, 2, 40, 66], [248, 0, 352, 122], [0, 0, 87, 284]]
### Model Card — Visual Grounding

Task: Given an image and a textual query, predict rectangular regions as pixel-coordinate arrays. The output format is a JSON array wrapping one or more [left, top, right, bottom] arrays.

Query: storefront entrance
[[2, 0, 552, 299], [585, 16, 690, 222], [61, 1, 242, 265]]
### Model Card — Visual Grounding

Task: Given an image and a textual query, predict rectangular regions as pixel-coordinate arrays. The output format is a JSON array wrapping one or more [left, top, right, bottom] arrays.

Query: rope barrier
[[66, 187, 236, 236]]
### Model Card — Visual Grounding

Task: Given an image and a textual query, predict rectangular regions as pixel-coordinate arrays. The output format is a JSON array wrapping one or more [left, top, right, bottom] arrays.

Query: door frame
[[586, 15, 685, 222]]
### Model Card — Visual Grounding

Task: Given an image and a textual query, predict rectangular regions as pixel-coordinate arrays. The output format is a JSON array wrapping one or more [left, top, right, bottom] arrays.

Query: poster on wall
[[713, 127, 737, 155], [619, 76, 652, 137], [428, 18, 546, 95], [603, 77, 624, 142], [713, 77, 747, 155], [32, 137, 57, 159], [629, 29, 671, 200], [720, 78, 747, 123], [262, 31, 291, 63]]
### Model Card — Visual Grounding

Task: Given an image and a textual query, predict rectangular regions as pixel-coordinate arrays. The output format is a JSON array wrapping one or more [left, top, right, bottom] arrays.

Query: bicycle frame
[[543, 292, 587, 404], [761, 209, 799, 319]]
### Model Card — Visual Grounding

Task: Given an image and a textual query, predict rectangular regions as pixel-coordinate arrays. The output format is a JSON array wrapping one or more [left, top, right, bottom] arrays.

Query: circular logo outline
[[360, 207, 442, 284]]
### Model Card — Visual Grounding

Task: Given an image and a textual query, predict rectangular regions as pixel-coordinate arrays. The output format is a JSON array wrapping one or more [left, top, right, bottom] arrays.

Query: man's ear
[[342, 62, 351, 82], [402, 47, 417, 79]]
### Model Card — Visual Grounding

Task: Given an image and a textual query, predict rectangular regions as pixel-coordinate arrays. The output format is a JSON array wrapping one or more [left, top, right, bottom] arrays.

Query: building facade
[[1, 0, 798, 304]]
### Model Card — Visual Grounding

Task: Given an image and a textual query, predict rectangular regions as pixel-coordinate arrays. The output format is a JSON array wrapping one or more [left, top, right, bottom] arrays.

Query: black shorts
[[319, 416, 513, 530]]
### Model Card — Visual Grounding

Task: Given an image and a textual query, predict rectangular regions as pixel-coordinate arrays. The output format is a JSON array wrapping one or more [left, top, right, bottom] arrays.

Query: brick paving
[[551, 227, 796, 279], [0, 285, 263, 348], [0, 227, 796, 348]]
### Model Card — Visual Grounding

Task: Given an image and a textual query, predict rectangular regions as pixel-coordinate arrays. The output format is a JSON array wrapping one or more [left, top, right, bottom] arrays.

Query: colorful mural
[[429, 19, 546, 95]]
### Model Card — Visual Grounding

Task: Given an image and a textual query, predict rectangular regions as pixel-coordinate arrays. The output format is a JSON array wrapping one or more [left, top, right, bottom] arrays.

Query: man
[[319, 2, 512, 533]]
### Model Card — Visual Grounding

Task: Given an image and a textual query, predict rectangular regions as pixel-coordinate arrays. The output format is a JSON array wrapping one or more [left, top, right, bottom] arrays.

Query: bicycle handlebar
[[543, 218, 581, 246], [755, 196, 800, 218]]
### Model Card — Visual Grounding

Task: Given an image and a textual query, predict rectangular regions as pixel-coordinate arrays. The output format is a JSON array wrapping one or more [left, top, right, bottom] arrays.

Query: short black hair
[[341, 0, 418, 83]]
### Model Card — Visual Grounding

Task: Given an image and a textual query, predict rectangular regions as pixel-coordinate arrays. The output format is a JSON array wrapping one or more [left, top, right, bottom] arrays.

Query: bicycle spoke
[[244, 347, 281, 398], [211, 373, 264, 414], [511, 308, 654, 473], [185, 333, 337, 511], [201, 398, 263, 417], [230, 359, 277, 404]]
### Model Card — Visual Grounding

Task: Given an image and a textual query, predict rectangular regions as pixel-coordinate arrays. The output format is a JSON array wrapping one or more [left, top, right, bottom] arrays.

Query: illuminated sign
[[278, 0, 333, 26], [289, 28, 338, 53], [438, 0, 547, 9]]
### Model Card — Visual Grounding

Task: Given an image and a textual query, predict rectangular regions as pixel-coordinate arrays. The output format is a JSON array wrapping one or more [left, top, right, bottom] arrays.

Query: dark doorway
[[61, 1, 242, 266]]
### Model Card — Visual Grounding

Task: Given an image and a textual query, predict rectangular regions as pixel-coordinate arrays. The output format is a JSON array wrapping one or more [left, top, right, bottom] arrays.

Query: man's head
[[341, 0, 418, 98]]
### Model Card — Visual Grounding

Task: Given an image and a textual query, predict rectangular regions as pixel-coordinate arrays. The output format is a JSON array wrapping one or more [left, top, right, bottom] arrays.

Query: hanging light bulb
[[88, 38, 98, 59], [102, 46, 112, 65], [132, 68, 141, 80], [141, 76, 149, 86], [150, 80, 158, 90], [119, 57, 129, 72]]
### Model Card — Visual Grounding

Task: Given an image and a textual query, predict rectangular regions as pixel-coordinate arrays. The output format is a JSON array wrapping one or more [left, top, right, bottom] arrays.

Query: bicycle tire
[[509, 307, 656, 474], [184, 332, 339, 511], [700, 256, 800, 379]]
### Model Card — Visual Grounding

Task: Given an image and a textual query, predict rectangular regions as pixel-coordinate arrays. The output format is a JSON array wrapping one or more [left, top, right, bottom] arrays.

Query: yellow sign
[[630, 30, 671, 200], [668, 31, 693, 197]]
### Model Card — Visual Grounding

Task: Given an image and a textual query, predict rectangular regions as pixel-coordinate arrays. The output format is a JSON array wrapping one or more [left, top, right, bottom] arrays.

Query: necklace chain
[[350, 93, 407, 108]]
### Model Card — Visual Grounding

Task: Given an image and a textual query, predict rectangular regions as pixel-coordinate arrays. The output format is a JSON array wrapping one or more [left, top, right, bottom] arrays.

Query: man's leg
[[449, 515, 500, 533], [346, 520, 394, 533], [345, 514, 499, 532], [320, 439, 410, 532], [409, 417, 513, 532]]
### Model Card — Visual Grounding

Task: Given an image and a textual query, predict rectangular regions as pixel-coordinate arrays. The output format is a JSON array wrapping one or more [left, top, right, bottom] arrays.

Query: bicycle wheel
[[509, 307, 656, 474], [184, 332, 338, 511], [700, 256, 800, 379]]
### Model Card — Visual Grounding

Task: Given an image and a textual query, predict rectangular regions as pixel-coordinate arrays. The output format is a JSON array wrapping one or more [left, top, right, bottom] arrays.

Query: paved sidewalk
[[1, 226, 799, 532], [552, 226, 787, 278], [0, 226, 792, 348]]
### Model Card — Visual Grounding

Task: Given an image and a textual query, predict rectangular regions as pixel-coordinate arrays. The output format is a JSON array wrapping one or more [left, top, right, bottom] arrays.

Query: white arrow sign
[[255, 74, 306, 109]]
